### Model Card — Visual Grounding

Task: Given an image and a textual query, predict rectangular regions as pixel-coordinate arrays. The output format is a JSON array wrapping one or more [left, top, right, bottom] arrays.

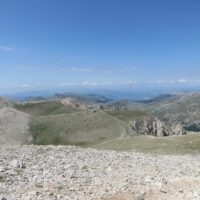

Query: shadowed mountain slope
[[0, 98, 31, 145]]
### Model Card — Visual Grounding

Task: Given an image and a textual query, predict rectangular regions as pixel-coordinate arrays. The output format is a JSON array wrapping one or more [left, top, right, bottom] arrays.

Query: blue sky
[[0, 0, 200, 93]]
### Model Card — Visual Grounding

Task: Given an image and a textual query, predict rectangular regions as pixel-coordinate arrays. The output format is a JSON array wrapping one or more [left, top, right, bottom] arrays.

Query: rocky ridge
[[128, 116, 186, 137], [60, 97, 88, 110], [0, 145, 200, 200], [147, 93, 200, 133]]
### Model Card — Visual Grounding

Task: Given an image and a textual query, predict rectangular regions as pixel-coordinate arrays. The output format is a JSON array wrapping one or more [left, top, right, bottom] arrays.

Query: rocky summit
[[0, 145, 200, 200]]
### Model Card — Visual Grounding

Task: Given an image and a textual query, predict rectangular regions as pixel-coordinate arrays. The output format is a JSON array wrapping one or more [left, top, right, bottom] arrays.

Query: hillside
[[30, 109, 126, 146], [14, 99, 79, 115], [0, 93, 200, 153], [0, 97, 14, 108], [0, 98, 31, 145], [146, 93, 200, 132]]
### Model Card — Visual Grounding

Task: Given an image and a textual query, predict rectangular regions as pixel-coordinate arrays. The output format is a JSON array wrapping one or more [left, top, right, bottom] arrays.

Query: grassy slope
[[24, 100, 151, 146], [29, 110, 127, 146], [106, 110, 149, 121], [15, 101, 77, 115], [14, 97, 200, 155], [93, 134, 200, 155]]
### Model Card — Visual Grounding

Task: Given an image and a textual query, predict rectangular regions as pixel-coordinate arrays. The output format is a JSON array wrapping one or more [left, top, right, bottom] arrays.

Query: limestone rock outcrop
[[128, 117, 186, 137]]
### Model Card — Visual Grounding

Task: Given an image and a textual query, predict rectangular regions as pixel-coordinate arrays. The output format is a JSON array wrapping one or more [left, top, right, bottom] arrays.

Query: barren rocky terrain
[[0, 145, 200, 200]]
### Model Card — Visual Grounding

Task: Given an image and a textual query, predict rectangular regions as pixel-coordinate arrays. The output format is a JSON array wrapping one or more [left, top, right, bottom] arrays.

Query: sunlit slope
[[93, 134, 200, 155], [29, 110, 127, 145], [15, 100, 78, 115], [106, 109, 149, 121]]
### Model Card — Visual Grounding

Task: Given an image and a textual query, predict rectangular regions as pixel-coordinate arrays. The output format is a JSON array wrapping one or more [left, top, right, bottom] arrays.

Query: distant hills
[[5, 86, 196, 101], [0, 93, 200, 148]]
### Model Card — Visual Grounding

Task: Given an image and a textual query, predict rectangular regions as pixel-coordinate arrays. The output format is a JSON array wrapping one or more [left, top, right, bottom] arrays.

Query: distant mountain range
[[5, 86, 200, 101]]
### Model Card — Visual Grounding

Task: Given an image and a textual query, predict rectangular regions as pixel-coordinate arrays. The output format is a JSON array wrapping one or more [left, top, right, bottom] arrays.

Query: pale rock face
[[60, 97, 76, 106], [128, 117, 185, 137], [171, 123, 186, 135], [60, 97, 87, 109]]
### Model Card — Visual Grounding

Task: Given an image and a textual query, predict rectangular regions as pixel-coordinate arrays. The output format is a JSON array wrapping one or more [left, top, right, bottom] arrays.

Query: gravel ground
[[0, 145, 200, 200]]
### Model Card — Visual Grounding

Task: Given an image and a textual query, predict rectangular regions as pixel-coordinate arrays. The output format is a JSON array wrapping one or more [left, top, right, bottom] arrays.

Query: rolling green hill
[[14, 100, 78, 116], [29, 109, 127, 146]]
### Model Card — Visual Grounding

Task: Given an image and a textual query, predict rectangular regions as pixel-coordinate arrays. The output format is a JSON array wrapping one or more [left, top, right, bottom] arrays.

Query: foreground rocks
[[0, 145, 200, 200]]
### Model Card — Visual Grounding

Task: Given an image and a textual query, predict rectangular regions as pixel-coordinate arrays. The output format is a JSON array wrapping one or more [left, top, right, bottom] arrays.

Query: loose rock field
[[0, 145, 200, 200]]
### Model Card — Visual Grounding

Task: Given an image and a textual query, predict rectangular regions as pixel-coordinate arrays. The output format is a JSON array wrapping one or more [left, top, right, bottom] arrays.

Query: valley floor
[[0, 145, 200, 200]]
